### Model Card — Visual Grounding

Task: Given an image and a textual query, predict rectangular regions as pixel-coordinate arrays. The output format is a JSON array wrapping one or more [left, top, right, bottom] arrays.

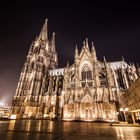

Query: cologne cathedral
[[11, 19, 140, 121]]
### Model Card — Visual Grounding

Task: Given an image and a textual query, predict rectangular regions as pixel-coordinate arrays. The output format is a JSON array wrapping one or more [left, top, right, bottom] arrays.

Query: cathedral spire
[[51, 32, 56, 52], [91, 42, 97, 61], [103, 56, 107, 63], [38, 18, 48, 41], [83, 40, 86, 48], [66, 61, 69, 68], [75, 45, 79, 58], [85, 38, 89, 50]]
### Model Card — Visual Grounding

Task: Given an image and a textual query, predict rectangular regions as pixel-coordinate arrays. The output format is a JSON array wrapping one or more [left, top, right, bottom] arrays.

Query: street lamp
[[119, 108, 129, 123]]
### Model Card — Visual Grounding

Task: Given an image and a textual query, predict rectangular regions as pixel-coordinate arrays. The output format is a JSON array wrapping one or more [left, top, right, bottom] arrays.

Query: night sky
[[0, 0, 140, 104]]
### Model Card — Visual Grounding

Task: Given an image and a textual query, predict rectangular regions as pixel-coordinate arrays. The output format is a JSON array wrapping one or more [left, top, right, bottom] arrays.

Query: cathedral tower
[[12, 19, 58, 118]]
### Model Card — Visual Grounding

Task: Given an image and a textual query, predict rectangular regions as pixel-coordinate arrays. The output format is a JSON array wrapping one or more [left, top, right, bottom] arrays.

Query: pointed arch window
[[81, 64, 92, 87], [99, 72, 107, 87], [81, 64, 92, 80]]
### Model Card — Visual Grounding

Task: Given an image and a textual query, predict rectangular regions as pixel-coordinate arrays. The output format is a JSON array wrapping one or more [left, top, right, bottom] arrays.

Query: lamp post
[[119, 108, 129, 123]]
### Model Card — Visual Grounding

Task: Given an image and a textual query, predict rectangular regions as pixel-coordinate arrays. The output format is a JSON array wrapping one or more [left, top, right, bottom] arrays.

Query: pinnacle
[[83, 40, 86, 46], [92, 42, 94, 47], [45, 18, 48, 23], [75, 44, 79, 58], [38, 18, 48, 41], [53, 32, 55, 36], [122, 56, 124, 61], [103, 56, 107, 62]]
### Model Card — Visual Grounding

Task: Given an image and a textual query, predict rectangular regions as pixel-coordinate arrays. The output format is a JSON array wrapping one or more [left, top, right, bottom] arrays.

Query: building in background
[[120, 78, 140, 124], [11, 19, 140, 122], [0, 104, 11, 119]]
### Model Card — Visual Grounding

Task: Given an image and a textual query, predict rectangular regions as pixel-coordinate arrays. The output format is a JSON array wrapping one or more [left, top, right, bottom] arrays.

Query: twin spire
[[39, 19, 97, 61], [39, 18, 48, 41], [37, 18, 56, 52]]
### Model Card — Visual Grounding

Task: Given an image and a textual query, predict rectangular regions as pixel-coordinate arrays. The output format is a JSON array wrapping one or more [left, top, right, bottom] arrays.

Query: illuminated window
[[81, 64, 92, 81], [99, 72, 107, 86], [81, 64, 92, 87]]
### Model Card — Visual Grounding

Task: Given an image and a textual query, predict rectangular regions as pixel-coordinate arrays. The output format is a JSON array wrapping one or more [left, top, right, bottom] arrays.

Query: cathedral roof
[[109, 61, 128, 70]]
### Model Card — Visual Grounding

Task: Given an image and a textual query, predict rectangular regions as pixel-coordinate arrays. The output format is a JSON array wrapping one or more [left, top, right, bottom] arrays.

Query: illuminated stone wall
[[120, 78, 140, 111]]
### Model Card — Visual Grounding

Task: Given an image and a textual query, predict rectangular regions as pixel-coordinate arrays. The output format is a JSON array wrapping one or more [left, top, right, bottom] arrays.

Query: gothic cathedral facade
[[11, 19, 140, 121]]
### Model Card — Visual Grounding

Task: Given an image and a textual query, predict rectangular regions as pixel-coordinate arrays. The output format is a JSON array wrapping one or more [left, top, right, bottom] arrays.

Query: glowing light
[[10, 114, 17, 119], [28, 112, 32, 117], [43, 114, 48, 118], [120, 108, 123, 111], [49, 112, 55, 120], [125, 108, 129, 111], [52, 114, 55, 118], [120, 108, 129, 112], [81, 114, 86, 118], [119, 107, 129, 123]]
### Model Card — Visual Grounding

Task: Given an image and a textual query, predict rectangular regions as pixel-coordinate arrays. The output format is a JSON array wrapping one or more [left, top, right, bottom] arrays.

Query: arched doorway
[[63, 102, 75, 120], [67, 102, 75, 119], [102, 101, 112, 120], [80, 95, 95, 120]]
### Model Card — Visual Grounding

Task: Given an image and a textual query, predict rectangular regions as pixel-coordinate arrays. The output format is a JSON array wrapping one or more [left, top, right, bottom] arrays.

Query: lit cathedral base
[[11, 102, 118, 122], [63, 102, 117, 122]]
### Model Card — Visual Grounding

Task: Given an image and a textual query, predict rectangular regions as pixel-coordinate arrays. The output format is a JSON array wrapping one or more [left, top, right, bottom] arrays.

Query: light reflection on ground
[[0, 120, 140, 140]]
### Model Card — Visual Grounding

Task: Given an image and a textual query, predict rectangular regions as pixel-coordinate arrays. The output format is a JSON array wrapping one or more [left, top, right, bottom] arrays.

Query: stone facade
[[120, 78, 140, 123], [11, 19, 140, 121]]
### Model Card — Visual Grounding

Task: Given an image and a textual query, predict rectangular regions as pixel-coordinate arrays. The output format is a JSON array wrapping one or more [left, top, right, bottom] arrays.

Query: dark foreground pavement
[[0, 120, 140, 140]]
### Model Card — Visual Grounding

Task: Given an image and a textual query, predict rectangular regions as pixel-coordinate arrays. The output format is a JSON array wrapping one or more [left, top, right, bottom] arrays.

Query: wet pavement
[[0, 119, 140, 140]]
